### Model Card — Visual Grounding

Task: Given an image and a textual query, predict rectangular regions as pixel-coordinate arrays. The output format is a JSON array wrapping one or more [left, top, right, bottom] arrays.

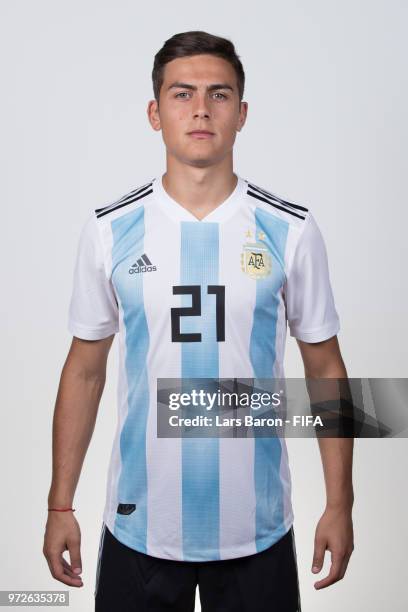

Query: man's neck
[[161, 161, 237, 220]]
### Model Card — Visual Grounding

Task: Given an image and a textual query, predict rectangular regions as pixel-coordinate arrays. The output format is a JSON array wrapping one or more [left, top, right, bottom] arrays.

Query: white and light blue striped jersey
[[67, 173, 340, 561]]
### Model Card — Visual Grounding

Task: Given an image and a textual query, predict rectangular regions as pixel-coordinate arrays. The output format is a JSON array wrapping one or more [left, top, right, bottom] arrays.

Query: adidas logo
[[129, 253, 157, 274]]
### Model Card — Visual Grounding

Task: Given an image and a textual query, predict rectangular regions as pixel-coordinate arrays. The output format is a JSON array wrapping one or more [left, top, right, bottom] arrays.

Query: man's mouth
[[188, 130, 215, 139]]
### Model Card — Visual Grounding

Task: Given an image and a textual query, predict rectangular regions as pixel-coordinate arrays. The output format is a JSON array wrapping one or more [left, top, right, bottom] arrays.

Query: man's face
[[148, 54, 247, 168]]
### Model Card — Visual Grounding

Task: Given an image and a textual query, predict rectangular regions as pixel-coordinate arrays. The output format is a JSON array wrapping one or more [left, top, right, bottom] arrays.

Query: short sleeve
[[284, 212, 340, 343], [67, 213, 119, 340]]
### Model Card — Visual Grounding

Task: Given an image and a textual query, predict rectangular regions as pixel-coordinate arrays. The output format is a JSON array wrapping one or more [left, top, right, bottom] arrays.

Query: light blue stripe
[[249, 207, 289, 552], [180, 222, 220, 561], [111, 206, 149, 552]]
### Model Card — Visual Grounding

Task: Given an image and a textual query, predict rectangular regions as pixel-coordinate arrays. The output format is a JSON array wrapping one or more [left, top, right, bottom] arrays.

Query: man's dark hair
[[152, 31, 245, 104]]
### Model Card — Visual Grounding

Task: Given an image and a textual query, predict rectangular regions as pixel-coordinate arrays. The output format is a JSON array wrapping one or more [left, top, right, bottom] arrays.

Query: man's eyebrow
[[167, 82, 234, 92]]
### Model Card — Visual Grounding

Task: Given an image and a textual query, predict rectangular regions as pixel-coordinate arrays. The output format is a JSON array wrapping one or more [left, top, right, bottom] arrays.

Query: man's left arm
[[297, 334, 354, 590]]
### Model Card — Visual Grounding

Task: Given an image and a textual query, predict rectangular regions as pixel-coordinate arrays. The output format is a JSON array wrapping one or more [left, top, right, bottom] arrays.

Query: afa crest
[[240, 230, 272, 279]]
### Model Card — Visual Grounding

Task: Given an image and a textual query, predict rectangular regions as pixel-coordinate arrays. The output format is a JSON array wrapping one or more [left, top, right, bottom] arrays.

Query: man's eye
[[174, 92, 227, 100]]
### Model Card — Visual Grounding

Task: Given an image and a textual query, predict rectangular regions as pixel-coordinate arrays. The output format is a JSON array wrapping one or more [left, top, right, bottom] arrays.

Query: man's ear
[[237, 101, 248, 132], [147, 99, 161, 131]]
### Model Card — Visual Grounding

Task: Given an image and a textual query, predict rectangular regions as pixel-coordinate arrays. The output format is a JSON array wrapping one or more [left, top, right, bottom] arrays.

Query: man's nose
[[192, 94, 211, 118]]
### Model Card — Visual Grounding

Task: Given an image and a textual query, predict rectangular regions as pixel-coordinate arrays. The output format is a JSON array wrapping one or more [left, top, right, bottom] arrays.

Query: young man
[[44, 31, 354, 612]]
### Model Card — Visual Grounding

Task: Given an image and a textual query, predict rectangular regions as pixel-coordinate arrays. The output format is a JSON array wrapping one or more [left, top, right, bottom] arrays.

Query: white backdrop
[[1, 1, 407, 610]]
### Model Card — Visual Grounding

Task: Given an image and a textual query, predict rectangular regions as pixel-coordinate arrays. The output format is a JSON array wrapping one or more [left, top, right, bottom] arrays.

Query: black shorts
[[94, 523, 301, 612]]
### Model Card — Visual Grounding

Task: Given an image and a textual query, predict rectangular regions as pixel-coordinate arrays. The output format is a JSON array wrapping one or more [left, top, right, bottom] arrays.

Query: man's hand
[[312, 506, 354, 589], [43, 512, 83, 587]]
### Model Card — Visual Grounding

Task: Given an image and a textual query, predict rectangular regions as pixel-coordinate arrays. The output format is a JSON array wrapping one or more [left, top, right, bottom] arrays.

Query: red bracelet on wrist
[[48, 508, 76, 512]]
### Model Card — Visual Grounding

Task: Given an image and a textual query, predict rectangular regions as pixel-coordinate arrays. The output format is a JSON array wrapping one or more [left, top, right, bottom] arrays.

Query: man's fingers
[[44, 551, 83, 587], [312, 537, 327, 573], [61, 557, 83, 580], [314, 551, 345, 589], [67, 535, 82, 575], [338, 547, 353, 580]]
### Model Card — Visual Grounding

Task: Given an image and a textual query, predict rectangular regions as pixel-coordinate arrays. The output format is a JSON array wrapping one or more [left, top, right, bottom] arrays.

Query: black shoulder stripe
[[247, 183, 308, 212], [95, 182, 153, 219], [247, 188, 306, 220], [95, 181, 153, 213], [95, 181, 153, 214]]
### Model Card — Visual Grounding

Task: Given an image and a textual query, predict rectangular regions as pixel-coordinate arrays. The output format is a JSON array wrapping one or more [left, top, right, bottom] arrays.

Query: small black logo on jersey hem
[[129, 253, 157, 274], [117, 503, 136, 515]]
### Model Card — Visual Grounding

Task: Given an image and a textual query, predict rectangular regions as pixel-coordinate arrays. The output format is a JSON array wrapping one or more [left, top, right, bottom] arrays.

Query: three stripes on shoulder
[[245, 181, 308, 220], [95, 181, 154, 219], [94, 178, 309, 221]]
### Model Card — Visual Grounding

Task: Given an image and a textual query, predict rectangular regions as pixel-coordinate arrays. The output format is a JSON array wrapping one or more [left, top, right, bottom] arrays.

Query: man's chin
[[177, 155, 216, 169], [189, 158, 215, 168], [168, 148, 225, 168], [187, 151, 227, 168]]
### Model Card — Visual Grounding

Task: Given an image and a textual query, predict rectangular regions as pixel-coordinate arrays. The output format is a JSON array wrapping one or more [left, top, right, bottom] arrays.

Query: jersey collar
[[152, 173, 247, 223]]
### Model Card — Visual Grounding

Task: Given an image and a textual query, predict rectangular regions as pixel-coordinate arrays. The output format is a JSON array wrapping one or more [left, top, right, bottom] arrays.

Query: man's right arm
[[43, 334, 114, 588]]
